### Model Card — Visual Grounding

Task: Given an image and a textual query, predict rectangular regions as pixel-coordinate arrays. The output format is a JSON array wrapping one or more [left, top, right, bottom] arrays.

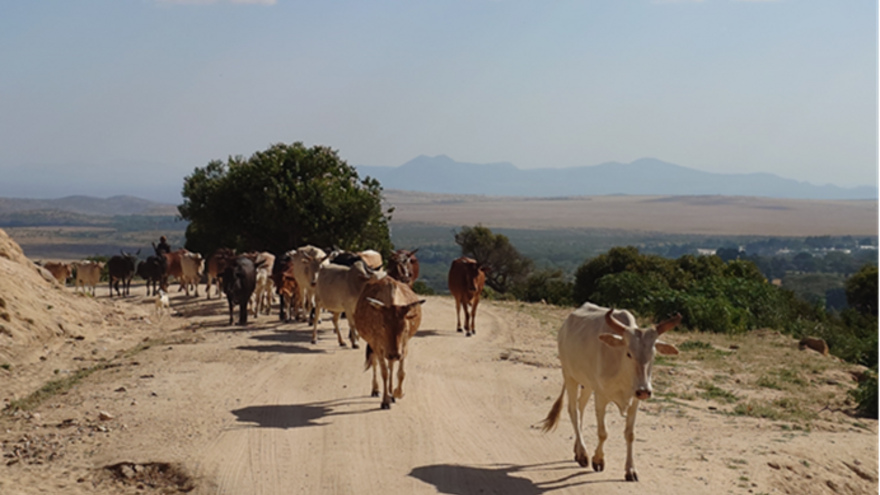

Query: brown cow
[[447, 257, 487, 337], [386, 249, 420, 287], [43, 261, 72, 285], [276, 266, 301, 322], [162, 249, 203, 297], [205, 248, 235, 300], [354, 276, 425, 409], [72, 261, 103, 296]]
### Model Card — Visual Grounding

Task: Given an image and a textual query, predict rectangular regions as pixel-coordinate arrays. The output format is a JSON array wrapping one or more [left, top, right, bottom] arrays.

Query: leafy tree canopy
[[178, 142, 393, 256], [846, 263, 879, 317], [454, 225, 533, 293]]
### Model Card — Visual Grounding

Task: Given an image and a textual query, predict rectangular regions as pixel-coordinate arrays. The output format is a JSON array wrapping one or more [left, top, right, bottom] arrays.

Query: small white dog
[[155, 289, 170, 317]]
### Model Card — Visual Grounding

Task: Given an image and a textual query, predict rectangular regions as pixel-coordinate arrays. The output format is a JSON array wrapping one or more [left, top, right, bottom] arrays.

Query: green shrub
[[513, 269, 574, 306], [411, 281, 435, 296], [849, 366, 878, 419]]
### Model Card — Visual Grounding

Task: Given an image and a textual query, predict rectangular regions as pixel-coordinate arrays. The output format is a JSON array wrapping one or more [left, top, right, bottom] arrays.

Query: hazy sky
[[1, 0, 877, 202]]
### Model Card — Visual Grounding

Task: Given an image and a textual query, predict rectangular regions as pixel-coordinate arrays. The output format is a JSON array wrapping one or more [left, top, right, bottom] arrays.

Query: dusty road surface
[[1, 288, 875, 495]]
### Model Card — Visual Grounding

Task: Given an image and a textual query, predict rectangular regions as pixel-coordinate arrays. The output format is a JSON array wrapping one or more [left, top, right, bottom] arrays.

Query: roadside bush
[[850, 366, 878, 419], [589, 271, 669, 316], [412, 281, 435, 296], [513, 269, 573, 306]]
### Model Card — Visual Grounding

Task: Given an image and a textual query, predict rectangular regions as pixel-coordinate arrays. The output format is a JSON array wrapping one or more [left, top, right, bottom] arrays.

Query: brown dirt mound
[[0, 228, 110, 366]]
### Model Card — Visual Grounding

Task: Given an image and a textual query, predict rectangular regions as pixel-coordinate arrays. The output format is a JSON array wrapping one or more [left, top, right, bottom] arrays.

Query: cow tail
[[364, 344, 374, 372], [540, 384, 566, 433]]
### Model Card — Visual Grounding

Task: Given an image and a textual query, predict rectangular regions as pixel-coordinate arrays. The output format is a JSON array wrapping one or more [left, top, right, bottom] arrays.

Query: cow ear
[[405, 299, 426, 311], [655, 313, 682, 335], [598, 333, 625, 348], [655, 341, 679, 355]]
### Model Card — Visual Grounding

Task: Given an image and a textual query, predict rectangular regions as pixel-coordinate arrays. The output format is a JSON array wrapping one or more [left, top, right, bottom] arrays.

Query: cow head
[[366, 297, 426, 360], [388, 249, 419, 284], [600, 309, 681, 401]]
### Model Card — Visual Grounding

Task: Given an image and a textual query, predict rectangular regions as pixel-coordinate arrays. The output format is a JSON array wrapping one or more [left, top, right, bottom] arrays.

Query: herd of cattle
[[38, 244, 681, 482]]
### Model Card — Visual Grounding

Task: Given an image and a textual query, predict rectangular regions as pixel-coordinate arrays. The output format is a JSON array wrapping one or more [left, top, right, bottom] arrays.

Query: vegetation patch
[[3, 363, 119, 414], [697, 381, 738, 404]]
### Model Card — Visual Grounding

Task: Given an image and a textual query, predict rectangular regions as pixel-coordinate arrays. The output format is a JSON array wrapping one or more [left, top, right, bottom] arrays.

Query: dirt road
[[1, 288, 877, 495]]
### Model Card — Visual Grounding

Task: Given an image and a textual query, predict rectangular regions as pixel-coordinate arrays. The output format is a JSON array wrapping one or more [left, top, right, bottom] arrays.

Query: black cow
[[327, 249, 364, 267], [137, 255, 166, 296], [222, 256, 258, 325], [108, 249, 140, 297]]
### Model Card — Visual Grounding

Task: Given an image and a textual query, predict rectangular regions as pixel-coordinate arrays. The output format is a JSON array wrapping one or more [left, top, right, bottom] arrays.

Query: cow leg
[[332, 313, 346, 347], [470, 295, 481, 336], [454, 297, 463, 332], [564, 375, 589, 468], [462, 299, 472, 337], [387, 359, 397, 403], [623, 401, 640, 482], [592, 395, 608, 472], [378, 357, 392, 409], [393, 355, 406, 400], [368, 347, 380, 397], [311, 303, 321, 344], [238, 299, 248, 326], [227, 297, 235, 325], [348, 321, 359, 349]]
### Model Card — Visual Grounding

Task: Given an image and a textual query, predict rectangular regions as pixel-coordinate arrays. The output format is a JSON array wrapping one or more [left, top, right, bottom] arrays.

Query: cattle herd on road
[[37, 244, 681, 481]]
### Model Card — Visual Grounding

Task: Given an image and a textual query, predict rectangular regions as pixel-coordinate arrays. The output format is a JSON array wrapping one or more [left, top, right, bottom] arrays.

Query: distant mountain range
[[356, 156, 878, 200], [0, 195, 178, 217]]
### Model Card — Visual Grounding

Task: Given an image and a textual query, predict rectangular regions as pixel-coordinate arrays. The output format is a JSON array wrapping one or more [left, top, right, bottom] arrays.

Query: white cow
[[291, 245, 327, 322], [540, 302, 681, 482], [251, 264, 275, 317], [312, 260, 382, 348]]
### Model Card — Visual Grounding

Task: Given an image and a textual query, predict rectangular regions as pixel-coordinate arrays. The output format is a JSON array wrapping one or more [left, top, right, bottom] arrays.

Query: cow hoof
[[390, 396, 396, 403], [339, 342, 347, 347], [352, 343, 360, 349], [625, 471, 638, 482], [466, 332, 472, 337], [591, 458, 604, 472], [575, 454, 589, 468], [371, 390, 380, 397], [311, 339, 317, 344], [456, 328, 463, 333], [380, 402, 391, 410]]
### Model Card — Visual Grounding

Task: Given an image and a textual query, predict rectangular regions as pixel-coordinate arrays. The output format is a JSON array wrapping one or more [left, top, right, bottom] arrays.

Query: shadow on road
[[409, 461, 612, 494], [231, 398, 379, 429]]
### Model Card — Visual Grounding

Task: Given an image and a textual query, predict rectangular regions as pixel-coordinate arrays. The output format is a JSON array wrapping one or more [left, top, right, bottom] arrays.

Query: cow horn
[[604, 309, 627, 336], [655, 313, 682, 335], [367, 297, 385, 308], [409, 248, 419, 256]]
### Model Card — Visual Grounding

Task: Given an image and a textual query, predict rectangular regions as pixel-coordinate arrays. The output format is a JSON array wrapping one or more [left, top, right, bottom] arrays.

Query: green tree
[[178, 142, 393, 256], [454, 225, 533, 293], [846, 264, 878, 317]]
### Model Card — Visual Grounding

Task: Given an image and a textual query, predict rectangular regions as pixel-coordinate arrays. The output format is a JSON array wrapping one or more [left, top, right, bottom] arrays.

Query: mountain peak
[[354, 156, 876, 200]]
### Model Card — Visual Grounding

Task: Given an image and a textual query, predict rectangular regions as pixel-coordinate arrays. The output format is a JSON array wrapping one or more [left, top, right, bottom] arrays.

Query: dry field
[[384, 191, 879, 237], [0, 228, 876, 495]]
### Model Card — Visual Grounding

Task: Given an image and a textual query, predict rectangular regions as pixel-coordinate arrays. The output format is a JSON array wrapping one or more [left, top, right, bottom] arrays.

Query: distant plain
[[1, 191, 877, 262], [384, 191, 878, 237]]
